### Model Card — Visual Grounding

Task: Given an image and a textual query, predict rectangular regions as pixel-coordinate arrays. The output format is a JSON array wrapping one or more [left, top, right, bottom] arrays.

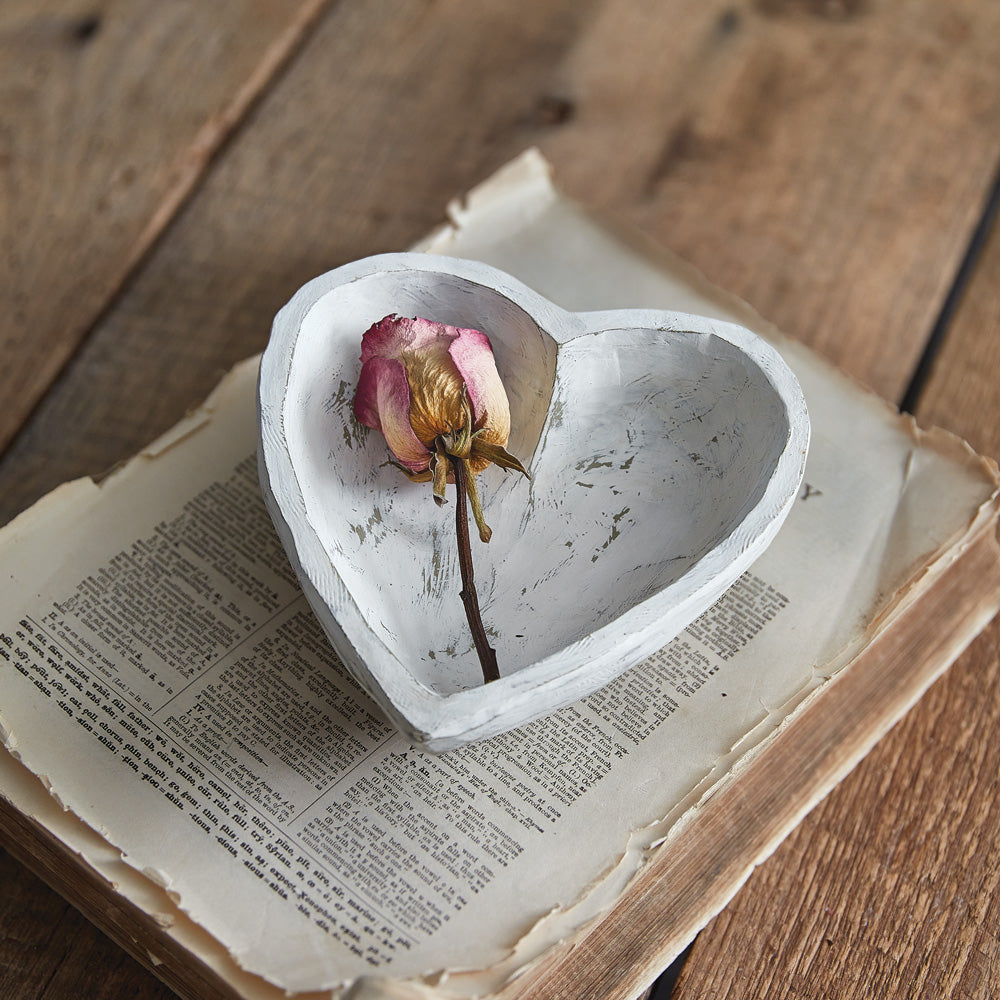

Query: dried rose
[[353, 315, 526, 542], [352, 314, 530, 683]]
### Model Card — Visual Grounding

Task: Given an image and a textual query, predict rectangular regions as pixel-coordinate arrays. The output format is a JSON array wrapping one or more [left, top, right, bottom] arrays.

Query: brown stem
[[453, 458, 500, 684]]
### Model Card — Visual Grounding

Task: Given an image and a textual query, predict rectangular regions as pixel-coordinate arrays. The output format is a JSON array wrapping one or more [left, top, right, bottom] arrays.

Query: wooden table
[[3, 2, 999, 997]]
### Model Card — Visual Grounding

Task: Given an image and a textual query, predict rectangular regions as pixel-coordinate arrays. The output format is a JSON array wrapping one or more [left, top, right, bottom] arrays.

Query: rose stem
[[452, 458, 500, 684]]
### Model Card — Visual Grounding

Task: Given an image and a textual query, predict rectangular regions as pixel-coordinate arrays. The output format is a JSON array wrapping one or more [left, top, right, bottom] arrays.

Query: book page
[[1, 153, 997, 998]]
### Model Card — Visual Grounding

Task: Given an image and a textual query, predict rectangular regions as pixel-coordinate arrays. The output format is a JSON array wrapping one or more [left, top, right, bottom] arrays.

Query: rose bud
[[353, 315, 527, 542]]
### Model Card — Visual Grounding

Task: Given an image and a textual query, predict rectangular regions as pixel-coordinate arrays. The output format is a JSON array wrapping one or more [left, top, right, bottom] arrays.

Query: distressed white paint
[[258, 255, 809, 751]]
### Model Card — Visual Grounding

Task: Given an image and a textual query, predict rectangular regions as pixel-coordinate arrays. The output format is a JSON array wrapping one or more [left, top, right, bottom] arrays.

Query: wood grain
[[0, 845, 174, 1000], [0, 0, 329, 457], [918, 202, 1000, 462], [671, 164, 1000, 1000], [543, 0, 1000, 401], [672, 608, 1000, 997], [3, 0, 1000, 997], [0, 0, 607, 525]]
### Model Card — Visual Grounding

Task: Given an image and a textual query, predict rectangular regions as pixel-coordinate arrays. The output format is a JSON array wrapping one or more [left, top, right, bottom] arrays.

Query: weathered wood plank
[[671, 183, 1000, 1000], [0, 846, 174, 1000], [543, 0, 1000, 402], [4, 0, 1000, 998], [0, 0, 329, 457], [672, 608, 1000, 997], [918, 205, 1000, 461]]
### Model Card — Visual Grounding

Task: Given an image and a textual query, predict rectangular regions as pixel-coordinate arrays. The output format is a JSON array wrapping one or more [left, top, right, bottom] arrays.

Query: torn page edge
[[140, 356, 263, 460], [0, 357, 263, 549], [0, 743, 343, 1000], [413, 148, 556, 255]]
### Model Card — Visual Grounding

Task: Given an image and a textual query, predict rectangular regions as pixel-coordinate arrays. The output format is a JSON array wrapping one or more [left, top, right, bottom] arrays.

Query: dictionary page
[[1, 154, 997, 999]]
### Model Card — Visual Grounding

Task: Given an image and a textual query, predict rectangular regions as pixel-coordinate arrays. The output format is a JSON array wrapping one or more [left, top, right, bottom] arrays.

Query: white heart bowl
[[258, 254, 809, 751]]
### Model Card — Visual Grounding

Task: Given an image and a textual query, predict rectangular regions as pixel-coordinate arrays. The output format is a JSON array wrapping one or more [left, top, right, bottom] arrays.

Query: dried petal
[[448, 327, 510, 445], [353, 355, 431, 473]]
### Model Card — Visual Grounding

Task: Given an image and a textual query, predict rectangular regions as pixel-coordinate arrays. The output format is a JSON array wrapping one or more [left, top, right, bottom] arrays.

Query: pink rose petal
[[354, 356, 431, 472], [448, 327, 511, 442], [361, 315, 452, 363]]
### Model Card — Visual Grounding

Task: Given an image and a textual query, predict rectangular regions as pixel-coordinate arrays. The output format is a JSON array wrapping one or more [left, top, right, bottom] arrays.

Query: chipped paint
[[259, 252, 808, 748]]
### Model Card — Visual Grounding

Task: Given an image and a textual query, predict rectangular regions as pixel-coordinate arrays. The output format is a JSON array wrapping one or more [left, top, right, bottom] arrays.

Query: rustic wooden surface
[[0, 0, 328, 459], [1, 0, 999, 997]]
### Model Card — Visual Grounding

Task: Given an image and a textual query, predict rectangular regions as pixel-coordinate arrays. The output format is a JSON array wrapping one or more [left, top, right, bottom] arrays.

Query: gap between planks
[[899, 155, 1000, 416]]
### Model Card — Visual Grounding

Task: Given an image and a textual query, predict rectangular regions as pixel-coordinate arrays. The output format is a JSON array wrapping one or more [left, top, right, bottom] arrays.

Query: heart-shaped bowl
[[258, 254, 809, 751]]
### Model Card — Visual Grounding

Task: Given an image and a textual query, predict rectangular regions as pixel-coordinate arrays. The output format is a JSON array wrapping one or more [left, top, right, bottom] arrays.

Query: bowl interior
[[280, 269, 788, 696]]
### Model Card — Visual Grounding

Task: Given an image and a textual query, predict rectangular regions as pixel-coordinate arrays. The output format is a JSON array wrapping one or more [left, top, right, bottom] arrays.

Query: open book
[[2, 151, 998, 1000]]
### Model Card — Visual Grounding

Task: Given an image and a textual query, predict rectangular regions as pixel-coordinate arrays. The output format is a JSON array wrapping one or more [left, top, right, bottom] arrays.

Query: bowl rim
[[258, 253, 810, 750]]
